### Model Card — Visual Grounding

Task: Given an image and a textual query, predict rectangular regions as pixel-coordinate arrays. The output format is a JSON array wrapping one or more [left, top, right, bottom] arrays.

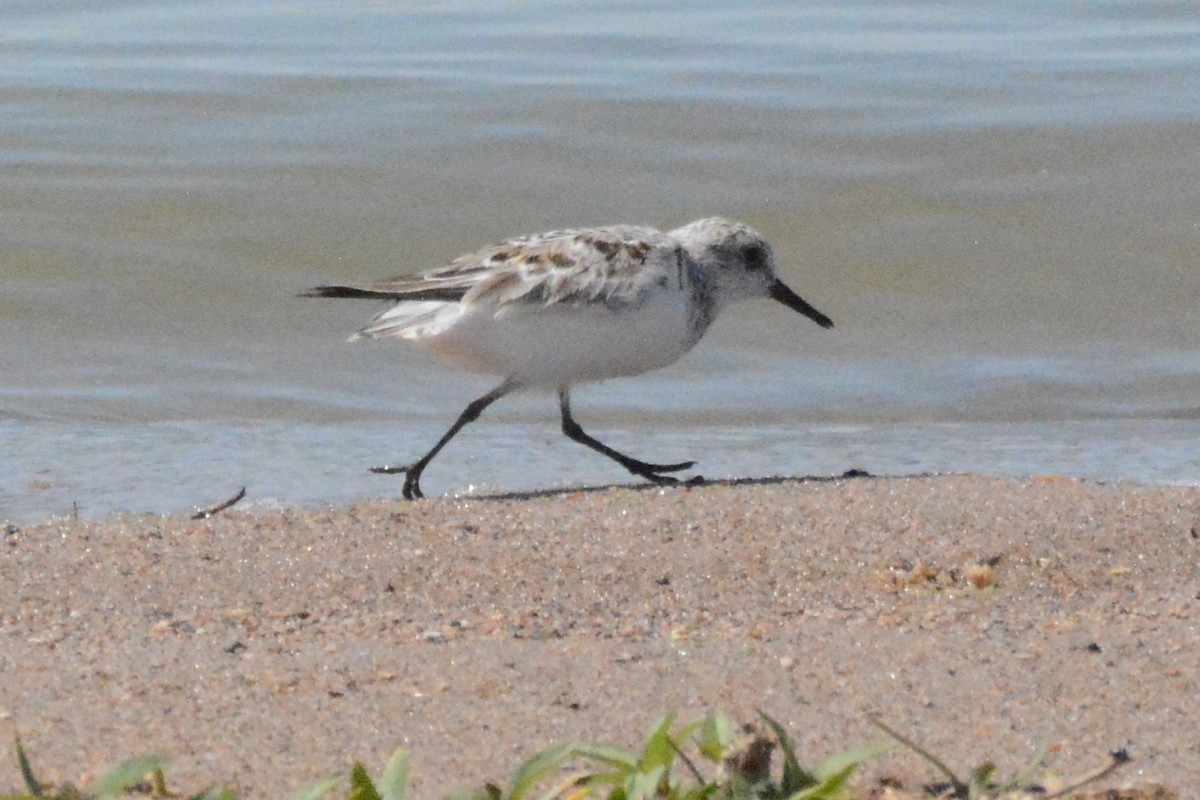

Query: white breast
[[412, 287, 698, 389]]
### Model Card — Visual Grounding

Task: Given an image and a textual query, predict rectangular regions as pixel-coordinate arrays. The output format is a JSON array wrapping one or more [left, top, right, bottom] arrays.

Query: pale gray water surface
[[3, 2, 1199, 522]]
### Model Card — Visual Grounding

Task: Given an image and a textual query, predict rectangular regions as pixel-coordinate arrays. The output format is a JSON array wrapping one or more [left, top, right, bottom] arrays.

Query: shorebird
[[304, 217, 833, 499]]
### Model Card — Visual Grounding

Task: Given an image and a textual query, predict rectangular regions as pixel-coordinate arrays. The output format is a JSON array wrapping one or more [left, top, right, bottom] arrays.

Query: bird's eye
[[744, 244, 768, 271]]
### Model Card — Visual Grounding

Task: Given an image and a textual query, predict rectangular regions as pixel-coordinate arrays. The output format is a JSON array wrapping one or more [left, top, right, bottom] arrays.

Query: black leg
[[558, 388, 695, 484], [373, 381, 515, 500]]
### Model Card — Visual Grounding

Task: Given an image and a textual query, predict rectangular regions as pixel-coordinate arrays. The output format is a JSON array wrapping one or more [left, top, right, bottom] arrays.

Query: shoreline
[[3, 474, 1196, 797]]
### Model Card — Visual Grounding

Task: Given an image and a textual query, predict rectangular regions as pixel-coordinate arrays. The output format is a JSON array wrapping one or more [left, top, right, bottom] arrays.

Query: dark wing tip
[[299, 285, 395, 299], [299, 284, 472, 303]]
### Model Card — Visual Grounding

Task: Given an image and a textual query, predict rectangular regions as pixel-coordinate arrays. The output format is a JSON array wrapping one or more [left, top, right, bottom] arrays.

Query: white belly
[[414, 290, 699, 388]]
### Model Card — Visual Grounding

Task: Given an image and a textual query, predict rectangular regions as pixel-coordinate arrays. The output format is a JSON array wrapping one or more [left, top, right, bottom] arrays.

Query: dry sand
[[2, 474, 1197, 798]]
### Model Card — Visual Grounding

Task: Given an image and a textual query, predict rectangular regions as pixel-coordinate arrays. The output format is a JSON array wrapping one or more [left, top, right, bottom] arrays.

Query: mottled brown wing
[[348, 225, 688, 308]]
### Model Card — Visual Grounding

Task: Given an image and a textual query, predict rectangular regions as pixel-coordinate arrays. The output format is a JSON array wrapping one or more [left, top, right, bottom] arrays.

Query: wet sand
[[2, 474, 1196, 797]]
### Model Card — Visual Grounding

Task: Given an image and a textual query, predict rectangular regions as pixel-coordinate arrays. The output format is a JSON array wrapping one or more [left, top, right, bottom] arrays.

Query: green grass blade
[[966, 762, 996, 799], [151, 767, 170, 797], [625, 764, 666, 800], [727, 773, 755, 800], [13, 736, 43, 798], [670, 720, 704, 747], [813, 742, 890, 782], [188, 789, 240, 800], [570, 743, 638, 771], [377, 749, 410, 800], [758, 711, 816, 793], [667, 719, 704, 767], [507, 740, 579, 800], [787, 763, 856, 800], [349, 762, 382, 800], [636, 714, 677, 773], [535, 770, 596, 800], [291, 775, 344, 800], [445, 786, 501, 800], [694, 714, 736, 763], [82, 755, 168, 799]]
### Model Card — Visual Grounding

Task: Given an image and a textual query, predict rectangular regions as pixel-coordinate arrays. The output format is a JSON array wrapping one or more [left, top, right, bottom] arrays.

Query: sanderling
[[304, 217, 833, 499]]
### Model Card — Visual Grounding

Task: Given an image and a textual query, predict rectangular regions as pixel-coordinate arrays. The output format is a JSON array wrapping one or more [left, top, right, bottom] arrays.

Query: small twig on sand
[[869, 717, 963, 792], [1044, 749, 1131, 799], [191, 487, 247, 520]]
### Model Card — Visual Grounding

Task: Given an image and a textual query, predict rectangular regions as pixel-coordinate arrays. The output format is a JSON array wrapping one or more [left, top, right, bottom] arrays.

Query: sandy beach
[[2, 474, 1196, 798]]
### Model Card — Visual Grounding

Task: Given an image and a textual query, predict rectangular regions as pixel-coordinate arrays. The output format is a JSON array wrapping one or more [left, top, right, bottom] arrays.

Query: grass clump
[[870, 717, 1138, 799], [4, 712, 1152, 800], [425, 711, 881, 800], [4, 734, 229, 800], [3, 713, 874, 800]]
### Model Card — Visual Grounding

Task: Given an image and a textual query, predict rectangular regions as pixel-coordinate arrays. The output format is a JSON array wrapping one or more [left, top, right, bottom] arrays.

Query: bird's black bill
[[768, 279, 834, 329]]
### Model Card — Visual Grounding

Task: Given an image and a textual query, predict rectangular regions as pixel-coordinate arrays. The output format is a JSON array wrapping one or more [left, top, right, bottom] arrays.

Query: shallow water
[[3, 1, 1199, 522]]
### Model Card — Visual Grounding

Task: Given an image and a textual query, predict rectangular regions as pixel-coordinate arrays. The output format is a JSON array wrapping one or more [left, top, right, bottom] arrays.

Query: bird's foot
[[629, 458, 698, 486], [370, 463, 424, 500], [635, 459, 696, 476]]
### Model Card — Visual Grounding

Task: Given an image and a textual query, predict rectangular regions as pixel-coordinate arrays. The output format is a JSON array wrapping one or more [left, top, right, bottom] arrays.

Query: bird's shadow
[[462, 467, 883, 503]]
